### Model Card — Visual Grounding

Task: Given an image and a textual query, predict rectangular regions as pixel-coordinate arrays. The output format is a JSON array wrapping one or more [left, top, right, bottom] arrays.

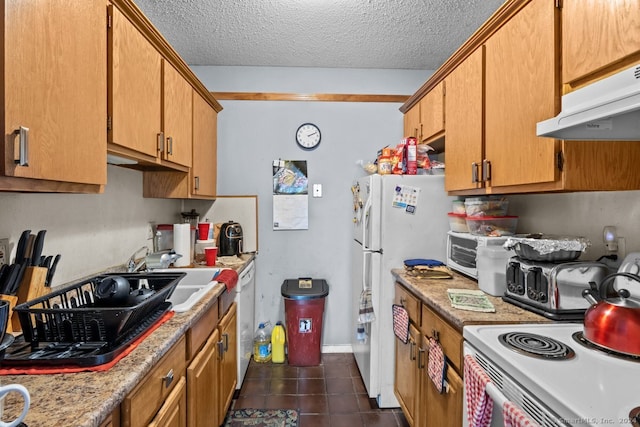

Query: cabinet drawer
[[421, 305, 462, 373], [122, 335, 187, 427], [394, 283, 420, 324], [187, 299, 219, 360]]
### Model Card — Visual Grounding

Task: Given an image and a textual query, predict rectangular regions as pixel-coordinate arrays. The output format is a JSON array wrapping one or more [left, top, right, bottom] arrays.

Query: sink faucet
[[127, 246, 150, 272]]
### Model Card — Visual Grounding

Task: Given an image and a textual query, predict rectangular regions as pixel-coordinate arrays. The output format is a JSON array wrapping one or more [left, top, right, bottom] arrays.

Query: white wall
[[0, 166, 181, 286], [191, 66, 431, 347]]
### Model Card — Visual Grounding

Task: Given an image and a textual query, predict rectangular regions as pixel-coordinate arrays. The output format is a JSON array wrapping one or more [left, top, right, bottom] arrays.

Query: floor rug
[[223, 409, 299, 427]]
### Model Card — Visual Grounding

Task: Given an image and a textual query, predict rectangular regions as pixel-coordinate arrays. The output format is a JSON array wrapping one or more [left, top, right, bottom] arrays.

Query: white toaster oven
[[446, 231, 509, 279]]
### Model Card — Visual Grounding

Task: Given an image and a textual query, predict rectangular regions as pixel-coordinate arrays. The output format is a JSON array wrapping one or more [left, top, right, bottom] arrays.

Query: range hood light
[[537, 64, 640, 140], [107, 154, 138, 165]]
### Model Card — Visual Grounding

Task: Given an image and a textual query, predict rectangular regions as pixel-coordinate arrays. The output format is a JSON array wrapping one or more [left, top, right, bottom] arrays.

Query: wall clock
[[296, 123, 321, 150]]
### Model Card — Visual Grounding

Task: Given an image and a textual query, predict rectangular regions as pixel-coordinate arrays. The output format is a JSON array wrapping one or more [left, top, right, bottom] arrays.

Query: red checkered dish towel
[[392, 304, 409, 344], [503, 401, 540, 427], [463, 354, 493, 427], [427, 337, 447, 393]]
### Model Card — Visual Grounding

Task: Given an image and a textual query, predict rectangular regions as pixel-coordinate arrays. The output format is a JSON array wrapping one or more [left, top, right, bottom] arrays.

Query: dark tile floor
[[232, 353, 409, 427]]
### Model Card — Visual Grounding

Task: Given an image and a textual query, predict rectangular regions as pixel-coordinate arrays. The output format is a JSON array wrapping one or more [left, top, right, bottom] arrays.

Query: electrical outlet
[[0, 238, 9, 266]]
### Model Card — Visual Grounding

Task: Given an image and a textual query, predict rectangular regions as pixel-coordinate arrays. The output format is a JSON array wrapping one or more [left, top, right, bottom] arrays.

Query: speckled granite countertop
[[1, 255, 255, 427], [391, 268, 550, 330]]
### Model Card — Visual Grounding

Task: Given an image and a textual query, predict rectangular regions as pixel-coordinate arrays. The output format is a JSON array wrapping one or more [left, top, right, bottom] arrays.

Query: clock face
[[296, 123, 321, 150]]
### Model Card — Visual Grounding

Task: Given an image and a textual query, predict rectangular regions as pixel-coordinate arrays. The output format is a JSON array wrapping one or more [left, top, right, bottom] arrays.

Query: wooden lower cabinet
[[417, 335, 463, 427], [394, 283, 464, 427], [121, 336, 187, 427], [217, 302, 238, 426], [394, 323, 420, 426], [149, 376, 188, 427], [117, 297, 238, 427], [187, 328, 221, 426]]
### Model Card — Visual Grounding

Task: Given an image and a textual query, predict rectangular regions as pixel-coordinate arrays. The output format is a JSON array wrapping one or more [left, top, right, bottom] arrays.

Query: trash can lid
[[281, 278, 329, 299]]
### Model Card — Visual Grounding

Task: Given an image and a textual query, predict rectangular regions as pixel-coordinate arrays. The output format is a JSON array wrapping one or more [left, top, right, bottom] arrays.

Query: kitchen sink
[[152, 268, 221, 312]]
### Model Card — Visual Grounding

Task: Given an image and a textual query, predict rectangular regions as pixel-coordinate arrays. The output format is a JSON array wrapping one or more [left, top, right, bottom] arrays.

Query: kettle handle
[[582, 281, 601, 305], [597, 272, 640, 300]]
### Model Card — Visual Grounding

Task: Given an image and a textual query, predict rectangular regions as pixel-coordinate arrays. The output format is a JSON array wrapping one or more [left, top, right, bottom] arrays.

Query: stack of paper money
[[447, 289, 495, 312]]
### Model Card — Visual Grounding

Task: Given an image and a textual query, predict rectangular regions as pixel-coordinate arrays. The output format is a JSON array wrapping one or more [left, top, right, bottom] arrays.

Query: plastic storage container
[[447, 213, 469, 233], [466, 215, 518, 237], [452, 200, 466, 214], [281, 278, 329, 366], [271, 321, 286, 364], [477, 246, 513, 296], [464, 197, 509, 217], [253, 323, 272, 363]]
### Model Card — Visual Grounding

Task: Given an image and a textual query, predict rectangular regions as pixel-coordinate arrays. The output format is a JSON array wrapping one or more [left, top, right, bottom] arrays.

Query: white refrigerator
[[351, 173, 452, 407]]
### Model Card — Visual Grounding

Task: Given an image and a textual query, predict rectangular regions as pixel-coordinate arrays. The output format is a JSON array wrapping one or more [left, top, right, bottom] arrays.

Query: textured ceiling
[[134, 0, 506, 70]]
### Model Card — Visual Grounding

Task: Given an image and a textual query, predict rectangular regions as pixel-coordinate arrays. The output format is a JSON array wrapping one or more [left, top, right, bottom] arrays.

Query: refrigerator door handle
[[362, 195, 372, 250], [362, 251, 371, 291]]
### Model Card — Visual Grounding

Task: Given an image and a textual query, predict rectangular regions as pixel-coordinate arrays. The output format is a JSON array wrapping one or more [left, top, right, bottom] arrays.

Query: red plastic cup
[[197, 223, 210, 240], [204, 247, 217, 266]]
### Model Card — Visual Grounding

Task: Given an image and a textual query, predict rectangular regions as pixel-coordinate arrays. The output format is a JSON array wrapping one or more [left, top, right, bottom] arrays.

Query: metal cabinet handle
[[194, 176, 200, 190], [217, 340, 224, 360], [482, 159, 491, 182], [471, 162, 479, 183], [157, 132, 165, 153], [432, 329, 440, 341], [222, 333, 229, 352], [167, 136, 173, 155], [163, 369, 174, 388], [409, 339, 416, 361], [14, 126, 29, 166], [399, 297, 406, 306], [417, 347, 426, 369]]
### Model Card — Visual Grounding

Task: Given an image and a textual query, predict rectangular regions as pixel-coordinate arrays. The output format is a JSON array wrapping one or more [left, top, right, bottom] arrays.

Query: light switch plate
[[0, 238, 9, 266], [313, 184, 322, 198]]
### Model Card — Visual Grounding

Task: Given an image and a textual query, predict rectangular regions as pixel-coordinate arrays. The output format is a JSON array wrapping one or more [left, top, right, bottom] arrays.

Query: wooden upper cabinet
[[484, 0, 559, 189], [444, 47, 485, 192], [192, 92, 218, 197], [108, 5, 162, 160], [418, 82, 445, 143], [403, 104, 420, 139], [562, 0, 640, 86], [162, 60, 193, 168], [2, 0, 107, 189]]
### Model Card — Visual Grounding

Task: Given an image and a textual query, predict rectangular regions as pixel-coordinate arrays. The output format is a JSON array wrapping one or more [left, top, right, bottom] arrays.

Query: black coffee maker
[[218, 220, 243, 256]]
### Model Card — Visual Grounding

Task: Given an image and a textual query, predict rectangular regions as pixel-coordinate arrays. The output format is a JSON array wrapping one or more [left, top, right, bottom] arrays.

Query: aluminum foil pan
[[503, 234, 590, 262]]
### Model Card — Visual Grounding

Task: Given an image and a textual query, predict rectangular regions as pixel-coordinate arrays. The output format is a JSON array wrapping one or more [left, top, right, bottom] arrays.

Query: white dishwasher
[[235, 259, 256, 389]]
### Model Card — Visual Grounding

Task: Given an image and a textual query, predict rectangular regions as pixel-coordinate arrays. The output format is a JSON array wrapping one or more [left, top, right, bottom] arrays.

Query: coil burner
[[499, 332, 575, 360]]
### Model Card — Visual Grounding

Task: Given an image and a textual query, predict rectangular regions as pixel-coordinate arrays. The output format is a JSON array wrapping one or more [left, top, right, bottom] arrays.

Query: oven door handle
[[485, 382, 508, 409]]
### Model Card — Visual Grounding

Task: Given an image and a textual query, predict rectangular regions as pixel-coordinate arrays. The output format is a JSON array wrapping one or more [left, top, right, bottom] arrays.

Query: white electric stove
[[463, 322, 640, 427]]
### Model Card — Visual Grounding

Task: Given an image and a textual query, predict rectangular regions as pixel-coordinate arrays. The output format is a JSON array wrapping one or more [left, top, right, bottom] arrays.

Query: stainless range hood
[[537, 64, 640, 140]]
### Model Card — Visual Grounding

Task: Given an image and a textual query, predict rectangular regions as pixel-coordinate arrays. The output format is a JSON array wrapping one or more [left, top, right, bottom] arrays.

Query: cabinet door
[[395, 323, 420, 426], [563, 0, 640, 85], [444, 47, 485, 192], [419, 335, 463, 427], [162, 60, 193, 167], [3, 0, 106, 185], [484, 0, 559, 188], [404, 104, 421, 139], [109, 5, 162, 159], [192, 92, 218, 197], [419, 82, 445, 142], [188, 328, 220, 427], [218, 302, 238, 426], [148, 376, 187, 427]]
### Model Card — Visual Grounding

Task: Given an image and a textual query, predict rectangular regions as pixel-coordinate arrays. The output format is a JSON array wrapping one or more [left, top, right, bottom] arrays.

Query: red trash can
[[281, 278, 329, 366]]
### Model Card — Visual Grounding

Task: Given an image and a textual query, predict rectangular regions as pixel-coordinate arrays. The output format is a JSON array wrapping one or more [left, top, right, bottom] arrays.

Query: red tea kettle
[[582, 272, 640, 356]]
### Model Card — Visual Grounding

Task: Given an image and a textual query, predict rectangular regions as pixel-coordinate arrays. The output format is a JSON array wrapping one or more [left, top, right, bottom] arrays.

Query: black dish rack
[[14, 272, 185, 344]]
